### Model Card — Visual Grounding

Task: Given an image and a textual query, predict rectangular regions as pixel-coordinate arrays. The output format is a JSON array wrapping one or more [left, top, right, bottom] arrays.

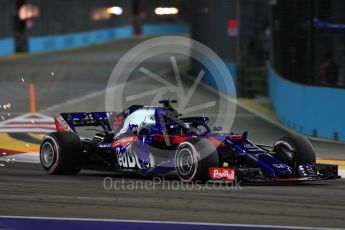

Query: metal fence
[[271, 0, 345, 88], [0, 0, 133, 38], [1, 0, 191, 51], [191, 0, 237, 63], [190, 0, 269, 97], [27, 0, 132, 36], [0, 0, 15, 38], [0, 0, 133, 52]]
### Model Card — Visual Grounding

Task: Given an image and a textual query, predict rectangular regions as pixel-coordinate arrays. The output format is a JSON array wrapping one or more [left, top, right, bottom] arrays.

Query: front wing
[[209, 164, 339, 183]]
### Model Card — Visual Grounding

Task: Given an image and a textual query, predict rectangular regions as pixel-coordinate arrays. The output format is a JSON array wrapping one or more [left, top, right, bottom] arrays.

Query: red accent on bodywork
[[228, 135, 242, 140], [153, 136, 223, 146], [152, 135, 189, 145], [209, 168, 235, 181], [54, 117, 64, 132], [207, 137, 222, 146], [112, 136, 138, 148], [113, 115, 124, 129]]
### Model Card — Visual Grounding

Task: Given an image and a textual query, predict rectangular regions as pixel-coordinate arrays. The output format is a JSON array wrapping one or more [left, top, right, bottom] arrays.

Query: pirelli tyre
[[175, 138, 219, 183], [273, 134, 316, 169], [40, 132, 83, 175]]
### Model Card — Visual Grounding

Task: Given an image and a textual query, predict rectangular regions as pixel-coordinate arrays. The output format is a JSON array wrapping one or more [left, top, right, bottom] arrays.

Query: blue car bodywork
[[48, 101, 338, 182]]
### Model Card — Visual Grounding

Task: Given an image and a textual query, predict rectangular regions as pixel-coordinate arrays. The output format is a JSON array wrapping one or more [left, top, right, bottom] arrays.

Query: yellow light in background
[[91, 8, 111, 21], [91, 6, 122, 21], [154, 7, 179, 15], [106, 6, 123, 15]]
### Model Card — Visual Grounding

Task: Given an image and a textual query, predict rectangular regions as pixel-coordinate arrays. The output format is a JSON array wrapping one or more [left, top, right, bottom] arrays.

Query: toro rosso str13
[[40, 100, 339, 183]]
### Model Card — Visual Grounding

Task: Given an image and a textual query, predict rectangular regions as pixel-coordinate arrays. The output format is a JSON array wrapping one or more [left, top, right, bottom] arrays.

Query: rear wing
[[54, 112, 113, 133], [53, 105, 163, 133]]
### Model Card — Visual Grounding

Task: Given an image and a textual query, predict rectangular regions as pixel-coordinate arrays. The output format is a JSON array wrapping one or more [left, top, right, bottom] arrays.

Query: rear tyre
[[274, 134, 316, 169], [175, 138, 219, 183], [40, 132, 83, 175]]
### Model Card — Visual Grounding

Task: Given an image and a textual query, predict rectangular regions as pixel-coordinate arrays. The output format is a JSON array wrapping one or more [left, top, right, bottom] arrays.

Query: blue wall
[[142, 23, 190, 35], [0, 38, 15, 56], [192, 59, 237, 97], [4, 24, 189, 55], [28, 25, 133, 53], [269, 67, 345, 141]]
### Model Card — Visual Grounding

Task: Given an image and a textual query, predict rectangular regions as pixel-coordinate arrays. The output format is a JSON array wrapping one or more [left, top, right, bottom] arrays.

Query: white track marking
[[0, 152, 40, 164], [338, 170, 345, 178], [40, 67, 179, 113], [40, 85, 118, 113], [0, 113, 54, 133], [0, 215, 342, 230], [0, 128, 55, 133]]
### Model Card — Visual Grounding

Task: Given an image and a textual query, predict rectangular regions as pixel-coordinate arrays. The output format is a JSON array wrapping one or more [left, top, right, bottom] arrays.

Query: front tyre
[[40, 132, 83, 175], [274, 134, 316, 169], [175, 138, 219, 183]]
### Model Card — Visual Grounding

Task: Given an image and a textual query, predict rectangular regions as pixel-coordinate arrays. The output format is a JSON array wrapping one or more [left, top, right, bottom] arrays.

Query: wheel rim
[[177, 148, 194, 176], [274, 141, 295, 168], [41, 142, 55, 167]]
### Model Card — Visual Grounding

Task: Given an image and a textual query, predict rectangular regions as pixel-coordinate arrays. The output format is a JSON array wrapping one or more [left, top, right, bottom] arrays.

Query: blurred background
[[0, 0, 344, 142], [1, 2, 345, 227]]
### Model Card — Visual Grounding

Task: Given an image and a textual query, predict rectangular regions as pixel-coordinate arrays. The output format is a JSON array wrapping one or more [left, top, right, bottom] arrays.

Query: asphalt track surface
[[0, 36, 345, 229]]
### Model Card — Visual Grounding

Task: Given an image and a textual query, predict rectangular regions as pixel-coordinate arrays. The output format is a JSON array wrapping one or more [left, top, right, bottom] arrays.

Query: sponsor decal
[[243, 142, 263, 152], [272, 163, 287, 169], [209, 168, 235, 181], [115, 145, 153, 169], [246, 148, 262, 152], [117, 148, 142, 169], [244, 143, 253, 148], [112, 136, 138, 148], [99, 143, 112, 148], [113, 136, 145, 169]]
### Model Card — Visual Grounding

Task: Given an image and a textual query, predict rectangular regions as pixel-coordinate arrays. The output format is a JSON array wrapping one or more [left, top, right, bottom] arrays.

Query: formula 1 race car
[[40, 100, 339, 183]]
